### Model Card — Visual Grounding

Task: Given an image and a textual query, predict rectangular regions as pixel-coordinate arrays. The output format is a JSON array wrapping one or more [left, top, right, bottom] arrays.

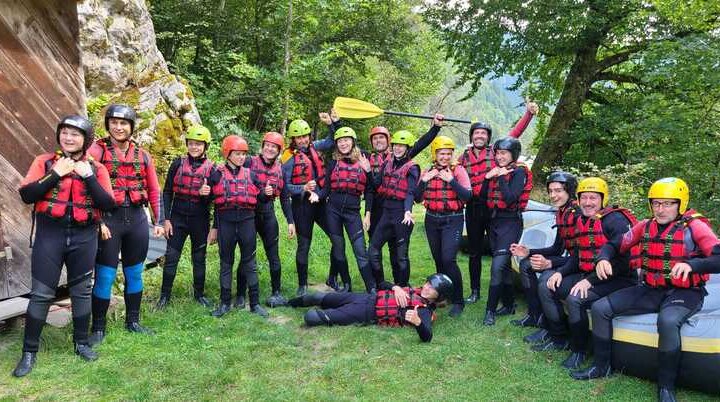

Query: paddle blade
[[333, 97, 384, 119]]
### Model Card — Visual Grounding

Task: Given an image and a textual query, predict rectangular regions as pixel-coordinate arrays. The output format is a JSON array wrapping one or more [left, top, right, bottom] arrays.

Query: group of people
[[509, 175, 720, 402], [11, 102, 719, 402]]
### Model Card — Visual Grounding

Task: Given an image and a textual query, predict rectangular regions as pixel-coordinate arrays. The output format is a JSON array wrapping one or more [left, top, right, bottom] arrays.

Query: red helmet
[[369, 126, 390, 141], [222, 135, 249, 158], [262, 131, 284, 151]]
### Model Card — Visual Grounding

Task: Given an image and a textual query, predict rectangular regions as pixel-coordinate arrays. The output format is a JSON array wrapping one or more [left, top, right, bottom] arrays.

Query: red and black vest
[[35, 153, 100, 224], [172, 156, 214, 202], [423, 165, 465, 213], [97, 138, 148, 205], [330, 159, 367, 196], [375, 288, 434, 327], [460, 147, 494, 197], [369, 151, 390, 175], [557, 201, 580, 255], [485, 162, 533, 211], [638, 210, 711, 288], [212, 165, 259, 210], [377, 159, 417, 201], [289, 146, 325, 188], [575, 207, 638, 272], [250, 155, 283, 200]]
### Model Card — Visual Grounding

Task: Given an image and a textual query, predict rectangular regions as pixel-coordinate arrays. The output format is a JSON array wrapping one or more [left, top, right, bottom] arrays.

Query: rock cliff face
[[77, 0, 199, 171]]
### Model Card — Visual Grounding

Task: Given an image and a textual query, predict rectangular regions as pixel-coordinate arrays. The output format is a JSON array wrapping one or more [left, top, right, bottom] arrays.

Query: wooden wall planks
[[0, 0, 85, 299]]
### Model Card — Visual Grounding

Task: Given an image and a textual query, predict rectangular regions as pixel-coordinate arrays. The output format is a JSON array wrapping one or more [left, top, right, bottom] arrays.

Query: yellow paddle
[[333, 97, 471, 124]]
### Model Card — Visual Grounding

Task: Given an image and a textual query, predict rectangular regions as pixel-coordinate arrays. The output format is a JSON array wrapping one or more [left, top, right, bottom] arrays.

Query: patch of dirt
[[308, 283, 334, 292], [269, 314, 293, 325]]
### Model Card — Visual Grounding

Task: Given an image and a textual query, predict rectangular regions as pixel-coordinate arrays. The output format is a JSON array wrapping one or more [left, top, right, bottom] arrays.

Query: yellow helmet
[[577, 177, 609, 207], [648, 177, 689, 214], [430, 136, 456, 161], [391, 130, 416, 146], [186, 125, 211, 144], [287, 119, 311, 137], [334, 126, 357, 141]]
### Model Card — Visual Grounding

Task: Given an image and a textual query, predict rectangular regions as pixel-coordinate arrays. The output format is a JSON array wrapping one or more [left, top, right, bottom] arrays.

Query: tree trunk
[[213, 0, 226, 48], [531, 45, 599, 179], [280, 0, 293, 135], [246, 0, 267, 131]]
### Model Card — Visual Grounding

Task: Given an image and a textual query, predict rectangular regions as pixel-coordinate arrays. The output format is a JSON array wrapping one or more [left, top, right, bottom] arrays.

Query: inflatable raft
[[610, 275, 720, 394], [515, 205, 720, 394]]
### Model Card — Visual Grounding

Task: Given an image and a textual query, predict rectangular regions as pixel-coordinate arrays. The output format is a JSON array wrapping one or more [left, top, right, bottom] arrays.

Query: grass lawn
[[0, 214, 716, 401]]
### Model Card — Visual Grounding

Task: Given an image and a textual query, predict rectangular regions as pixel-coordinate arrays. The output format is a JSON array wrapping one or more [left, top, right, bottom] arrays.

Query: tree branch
[[596, 44, 647, 71], [595, 72, 642, 85], [586, 90, 609, 105], [597, 24, 718, 72]]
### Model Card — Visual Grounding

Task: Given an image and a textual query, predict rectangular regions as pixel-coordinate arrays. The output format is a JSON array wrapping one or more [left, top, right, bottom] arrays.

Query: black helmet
[[469, 121, 492, 143], [56, 115, 94, 152], [426, 273, 453, 302], [546, 171, 578, 199], [104, 104, 137, 133], [493, 137, 521, 161]]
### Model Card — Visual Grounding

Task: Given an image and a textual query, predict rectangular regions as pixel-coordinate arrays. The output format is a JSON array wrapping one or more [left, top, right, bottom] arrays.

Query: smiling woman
[[0, 0, 86, 303], [12, 115, 115, 377]]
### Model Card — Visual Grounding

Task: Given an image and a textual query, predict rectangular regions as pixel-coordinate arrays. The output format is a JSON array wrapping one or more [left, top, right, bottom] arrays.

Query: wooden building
[[0, 0, 85, 300]]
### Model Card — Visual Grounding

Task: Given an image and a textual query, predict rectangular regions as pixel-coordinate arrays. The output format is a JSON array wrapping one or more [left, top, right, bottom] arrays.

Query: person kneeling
[[288, 273, 453, 342]]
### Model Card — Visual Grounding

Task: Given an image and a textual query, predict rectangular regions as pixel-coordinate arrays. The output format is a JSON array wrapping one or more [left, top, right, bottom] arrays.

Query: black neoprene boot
[[12, 352, 36, 378]]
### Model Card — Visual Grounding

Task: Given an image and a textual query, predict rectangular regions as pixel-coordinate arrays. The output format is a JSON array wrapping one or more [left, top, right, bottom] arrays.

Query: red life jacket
[[556, 200, 579, 255], [375, 288, 435, 327], [575, 207, 638, 272], [460, 147, 494, 197], [369, 151, 389, 175], [212, 165, 259, 210], [485, 162, 533, 211], [423, 165, 465, 213], [97, 138, 148, 205], [638, 210, 711, 288], [250, 155, 283, 200], [377, 159, 417, 201], [289, 146, 325, 188], [330, 159, 367, 196], [172, 156, 214, 202], [34, 153, 101, 224]]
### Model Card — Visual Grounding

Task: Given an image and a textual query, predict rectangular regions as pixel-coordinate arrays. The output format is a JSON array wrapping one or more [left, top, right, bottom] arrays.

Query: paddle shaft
[[384, 110, 471, 124]]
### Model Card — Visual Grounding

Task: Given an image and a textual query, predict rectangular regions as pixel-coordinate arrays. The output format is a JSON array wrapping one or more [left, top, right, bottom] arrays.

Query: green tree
[[150, 0, 446, 145], [423, 0, 720, 178]]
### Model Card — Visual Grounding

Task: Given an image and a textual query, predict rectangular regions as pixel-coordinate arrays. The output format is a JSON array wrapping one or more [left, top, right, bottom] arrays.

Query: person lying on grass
[[288, 273, 453, 342]]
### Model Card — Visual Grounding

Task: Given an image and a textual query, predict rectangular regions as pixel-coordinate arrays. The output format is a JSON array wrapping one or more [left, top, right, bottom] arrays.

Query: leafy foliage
[[424, 0, 720, 221], [150, 0, 447, 153]]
